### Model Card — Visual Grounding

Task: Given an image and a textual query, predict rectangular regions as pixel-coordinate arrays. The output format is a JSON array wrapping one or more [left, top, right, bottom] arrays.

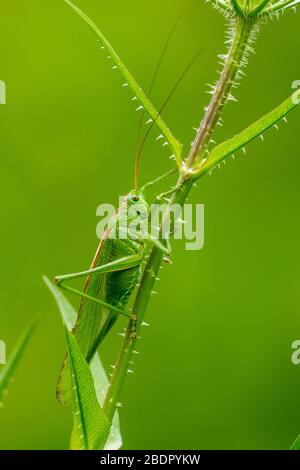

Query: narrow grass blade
[[198, 92, 299, 175], [43, 276, 75, 330], [91, 355, 122, 450], [290, 435, 300, 450], [65, 328, 110, 450], [63, 0, 182, 162], [0, 318, 37, 406], [44, 276, 122, 449]]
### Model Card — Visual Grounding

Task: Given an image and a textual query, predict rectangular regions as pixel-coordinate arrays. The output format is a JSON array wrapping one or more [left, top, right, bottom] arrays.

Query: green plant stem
[[102, 13, 257, 428], [102, 246, 162, 422], [187, 14, 255, 167]]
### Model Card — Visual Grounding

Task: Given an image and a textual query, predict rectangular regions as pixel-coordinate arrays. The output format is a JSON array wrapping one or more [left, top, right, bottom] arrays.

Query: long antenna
[[134, 17, 181, 192], [135, 48, 204, 179]]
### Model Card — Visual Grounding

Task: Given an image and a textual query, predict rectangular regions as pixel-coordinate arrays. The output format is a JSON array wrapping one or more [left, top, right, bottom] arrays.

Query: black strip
[[0, 450, 300, 466]]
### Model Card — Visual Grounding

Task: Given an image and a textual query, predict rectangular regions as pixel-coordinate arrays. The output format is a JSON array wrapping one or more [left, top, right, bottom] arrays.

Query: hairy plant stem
[[102, 12, 257, 429], [187, 14, 255, 168]]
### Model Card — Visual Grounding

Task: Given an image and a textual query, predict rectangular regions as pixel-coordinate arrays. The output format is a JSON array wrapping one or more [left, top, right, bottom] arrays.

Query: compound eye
[[131, 195, 139, 202]]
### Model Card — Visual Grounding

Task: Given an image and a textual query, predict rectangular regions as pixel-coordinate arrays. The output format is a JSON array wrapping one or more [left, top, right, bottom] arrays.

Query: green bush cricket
[[53, 1, 202, 404], [54, 191, 172, 402]]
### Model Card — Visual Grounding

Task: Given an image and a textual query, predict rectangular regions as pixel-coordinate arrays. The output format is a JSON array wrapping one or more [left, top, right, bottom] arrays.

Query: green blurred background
[[0, 0, 299, 450]]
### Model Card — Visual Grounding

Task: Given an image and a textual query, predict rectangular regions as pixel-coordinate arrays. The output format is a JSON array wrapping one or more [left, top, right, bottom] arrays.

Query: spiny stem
[[187, 14, 256, 168], [103, 247, 162, 421]]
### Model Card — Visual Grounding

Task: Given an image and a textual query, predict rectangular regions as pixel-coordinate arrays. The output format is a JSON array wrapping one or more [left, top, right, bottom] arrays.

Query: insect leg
[[54, 254, 142, 284], [57, 283, 133, 319], [54, 254, 143, 319], [166, 237, 172, 255], [140, 167, 177, 197], [155, 185, 180, 204], [148, 236, 171, 256]]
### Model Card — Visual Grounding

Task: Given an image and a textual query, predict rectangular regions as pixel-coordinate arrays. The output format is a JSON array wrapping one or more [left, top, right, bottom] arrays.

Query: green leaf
[[64, 0, 182, 162], [0, 318, 37, 406], [43, 275, 75, 330], [44, 276, 122, 450], [290, 434, 300, 450], [65, 328, 110, 450], [91, 355, 122, 450], [198, 92, 299, 176], [43, 275, 76, 404]]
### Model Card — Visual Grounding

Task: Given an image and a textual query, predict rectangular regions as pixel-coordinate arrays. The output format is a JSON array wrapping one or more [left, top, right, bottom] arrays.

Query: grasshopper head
[[118, 191, 150, 241], [126, 191, 149, 219]]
